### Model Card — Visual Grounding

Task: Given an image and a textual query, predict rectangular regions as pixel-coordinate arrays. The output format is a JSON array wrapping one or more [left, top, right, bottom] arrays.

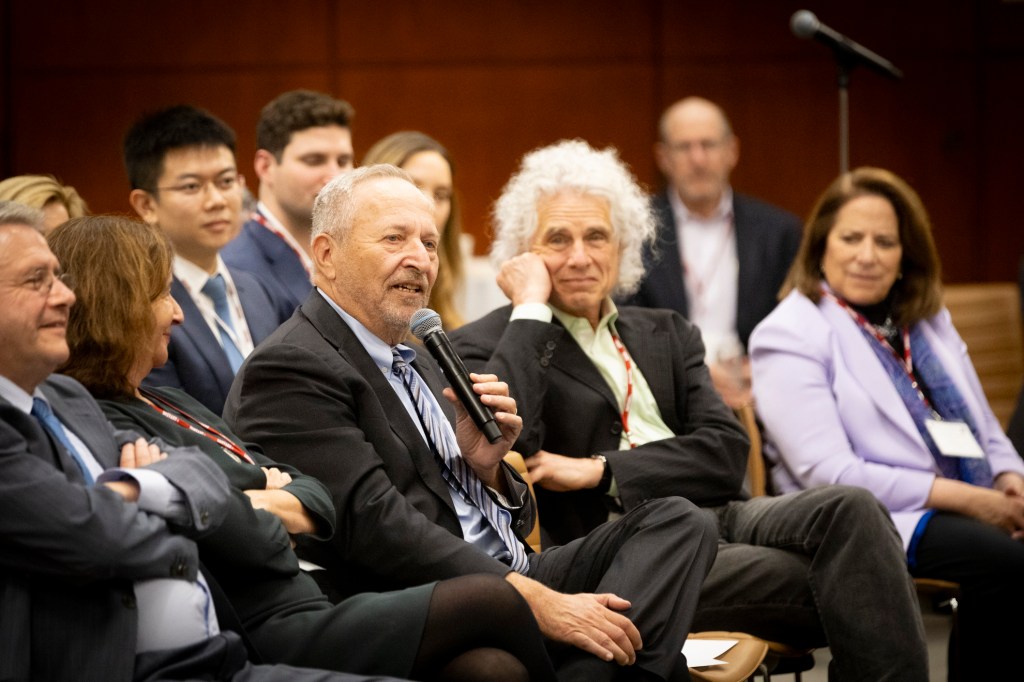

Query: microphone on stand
[[410, 308, 504, 444], [790, 9, 903, 80]]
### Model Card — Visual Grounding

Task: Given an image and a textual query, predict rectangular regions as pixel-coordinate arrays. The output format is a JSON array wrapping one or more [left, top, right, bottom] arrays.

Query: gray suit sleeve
[[0, 394, 231, 583]]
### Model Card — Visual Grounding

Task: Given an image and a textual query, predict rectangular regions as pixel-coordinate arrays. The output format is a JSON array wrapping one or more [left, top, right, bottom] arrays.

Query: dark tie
[[201, 274, 245, 373], [31, 397, 94, 484], [391, 349, 529, 573]]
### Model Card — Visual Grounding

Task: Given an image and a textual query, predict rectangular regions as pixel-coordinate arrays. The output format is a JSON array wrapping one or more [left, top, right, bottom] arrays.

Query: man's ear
[[311, 232, 336, 281], [254, 149, 276, 184], [129, 189, 159, 224]]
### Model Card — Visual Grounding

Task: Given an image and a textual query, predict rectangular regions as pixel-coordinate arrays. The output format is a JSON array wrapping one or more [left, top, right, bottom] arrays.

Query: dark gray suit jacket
[[0, 374, 229, 682], [621, 191, 801, 349], [143, 269, 284, 417], [451, 305, 749, 546], [224, 291, 533, 599]]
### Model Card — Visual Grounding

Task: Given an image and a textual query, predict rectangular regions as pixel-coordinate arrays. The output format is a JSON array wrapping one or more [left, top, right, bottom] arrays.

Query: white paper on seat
[[682, 638, 737, 667]]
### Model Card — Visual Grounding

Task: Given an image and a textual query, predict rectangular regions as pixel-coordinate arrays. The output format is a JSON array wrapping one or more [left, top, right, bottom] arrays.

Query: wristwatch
[[591, 454, 612, 494]]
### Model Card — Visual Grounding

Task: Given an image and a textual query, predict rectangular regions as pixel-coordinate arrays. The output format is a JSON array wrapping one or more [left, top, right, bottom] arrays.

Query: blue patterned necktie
[[391, 349, 529, 573], [201, 274, 245, 373], [31, 397, 94, 484]]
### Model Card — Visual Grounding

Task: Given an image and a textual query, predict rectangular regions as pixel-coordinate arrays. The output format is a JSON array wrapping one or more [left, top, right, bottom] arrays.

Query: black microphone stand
[[836, 56, 853, 175]]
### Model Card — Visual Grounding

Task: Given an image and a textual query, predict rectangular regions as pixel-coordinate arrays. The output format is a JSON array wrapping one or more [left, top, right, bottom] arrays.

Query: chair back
[[736, 403, 766, 497], [503, 451, 543, 552], [942, 282, 1024, 428]]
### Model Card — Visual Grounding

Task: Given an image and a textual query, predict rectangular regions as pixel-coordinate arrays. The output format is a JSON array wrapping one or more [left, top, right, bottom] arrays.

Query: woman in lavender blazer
[[749, 167, 1024, 680]]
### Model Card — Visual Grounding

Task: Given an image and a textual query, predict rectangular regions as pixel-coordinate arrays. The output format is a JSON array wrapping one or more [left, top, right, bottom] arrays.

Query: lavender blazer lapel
[[821, 297, 925, 448]]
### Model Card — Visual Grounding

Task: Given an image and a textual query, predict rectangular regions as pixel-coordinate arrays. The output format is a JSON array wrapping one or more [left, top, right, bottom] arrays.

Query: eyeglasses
[[664, 138, 727, 156], [22, 269, 74, 296], [157, 173, 241, 197]]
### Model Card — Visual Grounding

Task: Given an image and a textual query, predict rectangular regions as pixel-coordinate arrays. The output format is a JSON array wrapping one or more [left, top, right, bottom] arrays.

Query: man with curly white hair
[[452, 139, 931, 681]]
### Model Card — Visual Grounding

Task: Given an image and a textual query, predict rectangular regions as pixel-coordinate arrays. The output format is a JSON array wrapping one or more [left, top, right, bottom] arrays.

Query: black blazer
[[99, 387, 338, 622], [452, 305, 750, 546], [621, 191, 802, 349], [97, 387, 433, 674], [224, 290, 534, 598], [0, 375, 228, 681]]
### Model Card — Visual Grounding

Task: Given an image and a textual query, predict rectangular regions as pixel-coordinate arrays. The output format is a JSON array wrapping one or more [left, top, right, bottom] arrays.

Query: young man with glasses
[[125, 105, 285, 416]]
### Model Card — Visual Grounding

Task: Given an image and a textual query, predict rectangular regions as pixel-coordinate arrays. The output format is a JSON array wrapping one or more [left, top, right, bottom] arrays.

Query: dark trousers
[[528, 497, 718, 681], [913, 510, 1024, 681], [696, 486, 930, 682], [134, 632, 409, 682]]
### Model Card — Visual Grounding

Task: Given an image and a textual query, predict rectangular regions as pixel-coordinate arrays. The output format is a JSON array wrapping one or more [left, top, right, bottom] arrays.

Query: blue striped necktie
[[31, 397, 94, 484], [201, 274, 245, 373], [391, 349, 529, 573]]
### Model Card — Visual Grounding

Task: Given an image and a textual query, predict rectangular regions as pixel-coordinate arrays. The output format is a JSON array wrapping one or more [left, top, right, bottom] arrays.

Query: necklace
[[874, 315, 898, 341]]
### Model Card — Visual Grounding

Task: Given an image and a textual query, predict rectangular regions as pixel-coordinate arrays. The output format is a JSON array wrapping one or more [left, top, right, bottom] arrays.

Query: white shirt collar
[[316, 288, 416, 373], [0, 373, 36, 414], [667, 186, 735, 225], [550, 298, 620, 337], [173, 254, 233, 295]]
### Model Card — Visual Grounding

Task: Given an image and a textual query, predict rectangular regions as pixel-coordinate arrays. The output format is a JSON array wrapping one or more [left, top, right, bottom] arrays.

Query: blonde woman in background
[[361, 131, 467, 328], [0, 173, 88, 234]]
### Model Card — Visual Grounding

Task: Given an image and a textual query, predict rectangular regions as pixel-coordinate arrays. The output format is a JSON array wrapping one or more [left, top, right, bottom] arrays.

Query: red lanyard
[[140, 388, 255, 464], [252, 208, 312, 277], [681, 221, 734, 321], [610, 332, 638, 448], [827, 291, 932, 409]]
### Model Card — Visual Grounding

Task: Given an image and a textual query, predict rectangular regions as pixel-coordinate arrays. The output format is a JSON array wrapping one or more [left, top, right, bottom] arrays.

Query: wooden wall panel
[[340, 64, 656, 248], [336, 1, 657, 62], [980, 57, 1024, 281], [9, 70, 338, 216], [9, 2, 331, 69], [1, 0, 1020, 279], [0, 2, 10, 179]]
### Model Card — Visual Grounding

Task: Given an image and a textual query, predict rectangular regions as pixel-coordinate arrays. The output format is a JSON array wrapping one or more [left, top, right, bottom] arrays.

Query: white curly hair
[[490, 139, 655, 296]]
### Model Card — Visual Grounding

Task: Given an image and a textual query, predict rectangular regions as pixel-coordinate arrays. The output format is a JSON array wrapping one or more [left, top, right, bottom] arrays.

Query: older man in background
[[622, 97, 801, 408]]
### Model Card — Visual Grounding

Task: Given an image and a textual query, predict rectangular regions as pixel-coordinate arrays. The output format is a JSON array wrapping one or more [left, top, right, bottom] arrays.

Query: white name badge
[[925, 418, 985, 458]]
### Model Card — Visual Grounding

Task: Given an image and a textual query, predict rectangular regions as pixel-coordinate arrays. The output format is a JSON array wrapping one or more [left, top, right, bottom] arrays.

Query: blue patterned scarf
[[862, 324, 994, 487]]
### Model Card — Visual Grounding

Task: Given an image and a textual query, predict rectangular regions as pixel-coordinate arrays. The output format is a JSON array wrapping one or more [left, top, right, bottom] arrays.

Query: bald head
[[655, 97, 739, 217], [658, 97, 732, 142]]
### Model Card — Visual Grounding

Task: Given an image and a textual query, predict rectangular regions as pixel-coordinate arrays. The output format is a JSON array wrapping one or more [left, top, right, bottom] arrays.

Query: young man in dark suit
[[126, 105, 288, 415], [223, 90, 355, 313], [622, 97, 802, 409], [225, 164, 719, 681]]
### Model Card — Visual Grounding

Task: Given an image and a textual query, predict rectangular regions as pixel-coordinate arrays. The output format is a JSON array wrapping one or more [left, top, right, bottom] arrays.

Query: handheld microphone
[[410, 308, 503, 444], [790, 9, 903, 80]]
